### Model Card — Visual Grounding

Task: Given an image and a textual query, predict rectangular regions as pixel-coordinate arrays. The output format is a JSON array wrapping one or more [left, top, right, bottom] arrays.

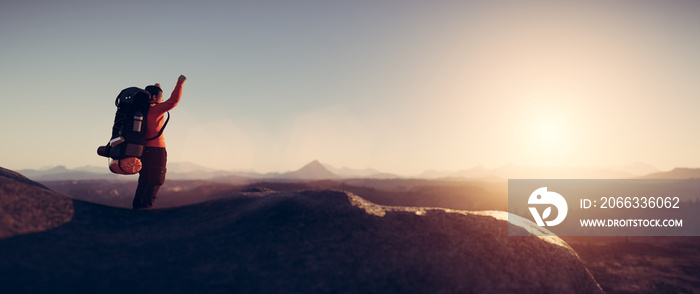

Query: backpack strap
[[146, 112, 170, 141]]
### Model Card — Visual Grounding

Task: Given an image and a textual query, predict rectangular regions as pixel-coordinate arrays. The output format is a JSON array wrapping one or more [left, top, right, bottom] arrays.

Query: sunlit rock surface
[[0, 166, 602, 293]]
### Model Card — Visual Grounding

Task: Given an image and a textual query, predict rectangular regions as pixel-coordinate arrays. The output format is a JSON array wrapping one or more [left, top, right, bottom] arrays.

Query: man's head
[[145, 84, 163, 104]]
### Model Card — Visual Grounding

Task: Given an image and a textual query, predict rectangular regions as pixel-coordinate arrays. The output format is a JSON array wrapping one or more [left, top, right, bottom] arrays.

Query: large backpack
[[97, 87, 168, 174]]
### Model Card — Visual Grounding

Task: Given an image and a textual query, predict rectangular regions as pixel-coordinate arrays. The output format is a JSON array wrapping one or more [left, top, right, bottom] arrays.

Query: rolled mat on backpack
[[109, 157, 142, 175]]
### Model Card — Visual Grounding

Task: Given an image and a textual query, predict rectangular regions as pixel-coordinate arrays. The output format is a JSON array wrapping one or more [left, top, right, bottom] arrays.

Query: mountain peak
[[48, 165, 70, 172], [288, 160, 338, 180], [300, 159, 324, 169]]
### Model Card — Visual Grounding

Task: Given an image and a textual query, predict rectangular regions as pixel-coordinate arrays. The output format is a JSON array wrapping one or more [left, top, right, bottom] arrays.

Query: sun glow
[[520, 103, 577, 167], [533, 114, 563, 146]]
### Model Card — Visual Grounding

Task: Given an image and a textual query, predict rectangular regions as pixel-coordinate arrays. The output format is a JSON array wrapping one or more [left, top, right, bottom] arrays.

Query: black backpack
[[97, 87, 169, 162]]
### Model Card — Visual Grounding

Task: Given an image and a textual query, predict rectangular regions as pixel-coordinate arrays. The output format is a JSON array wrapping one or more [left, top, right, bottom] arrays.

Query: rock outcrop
[[0, 166, 602, 293], [0, 167, 73, 239]]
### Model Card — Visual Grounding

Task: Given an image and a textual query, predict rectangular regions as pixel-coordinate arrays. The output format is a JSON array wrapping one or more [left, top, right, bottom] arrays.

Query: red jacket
[[145, 80, 184, 147]]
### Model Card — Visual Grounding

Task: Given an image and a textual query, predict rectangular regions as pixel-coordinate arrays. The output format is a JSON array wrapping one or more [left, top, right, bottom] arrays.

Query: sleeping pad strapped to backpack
[[97, 87, 152, 175]]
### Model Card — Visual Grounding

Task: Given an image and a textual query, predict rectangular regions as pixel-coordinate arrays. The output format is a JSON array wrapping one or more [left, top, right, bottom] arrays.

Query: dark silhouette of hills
[[14, 160, 667, 183], [41, 177, 511, 211], [0, 166, 603, 293], [17, 160, 343, 182]]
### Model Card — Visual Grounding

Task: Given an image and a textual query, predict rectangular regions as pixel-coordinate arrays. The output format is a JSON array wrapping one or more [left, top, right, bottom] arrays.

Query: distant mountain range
[[637, 167, 700, 179], [419, 162, 661, 180], [18, 160, 365, 183], [20, 160, 695, 183], [17, 165, 125, 181]]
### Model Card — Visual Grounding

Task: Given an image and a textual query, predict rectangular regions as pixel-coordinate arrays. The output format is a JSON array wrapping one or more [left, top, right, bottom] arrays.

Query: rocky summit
[[0, 167, 602, 293]]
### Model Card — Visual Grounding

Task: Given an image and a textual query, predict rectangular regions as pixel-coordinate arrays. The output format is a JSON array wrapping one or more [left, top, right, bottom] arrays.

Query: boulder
[[0, 167, 74, 239]]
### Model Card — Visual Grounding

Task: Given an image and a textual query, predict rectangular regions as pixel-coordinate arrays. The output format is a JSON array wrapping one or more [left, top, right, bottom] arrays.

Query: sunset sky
[[2, 0, 700, 175]]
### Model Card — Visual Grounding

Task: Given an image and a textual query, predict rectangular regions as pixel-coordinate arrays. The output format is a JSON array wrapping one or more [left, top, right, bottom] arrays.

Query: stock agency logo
[[528, 187, 568, 227]]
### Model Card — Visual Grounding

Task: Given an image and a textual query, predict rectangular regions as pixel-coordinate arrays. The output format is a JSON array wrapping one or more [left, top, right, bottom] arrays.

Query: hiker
[[132, 74, 187, 209]]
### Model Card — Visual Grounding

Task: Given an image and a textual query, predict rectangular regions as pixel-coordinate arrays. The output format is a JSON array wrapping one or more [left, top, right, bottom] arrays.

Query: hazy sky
[[2, 0, 700, 175]]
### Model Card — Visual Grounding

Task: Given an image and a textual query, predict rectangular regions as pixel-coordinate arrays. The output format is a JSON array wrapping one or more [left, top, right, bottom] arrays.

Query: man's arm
[[153, 75, 186, 113]]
